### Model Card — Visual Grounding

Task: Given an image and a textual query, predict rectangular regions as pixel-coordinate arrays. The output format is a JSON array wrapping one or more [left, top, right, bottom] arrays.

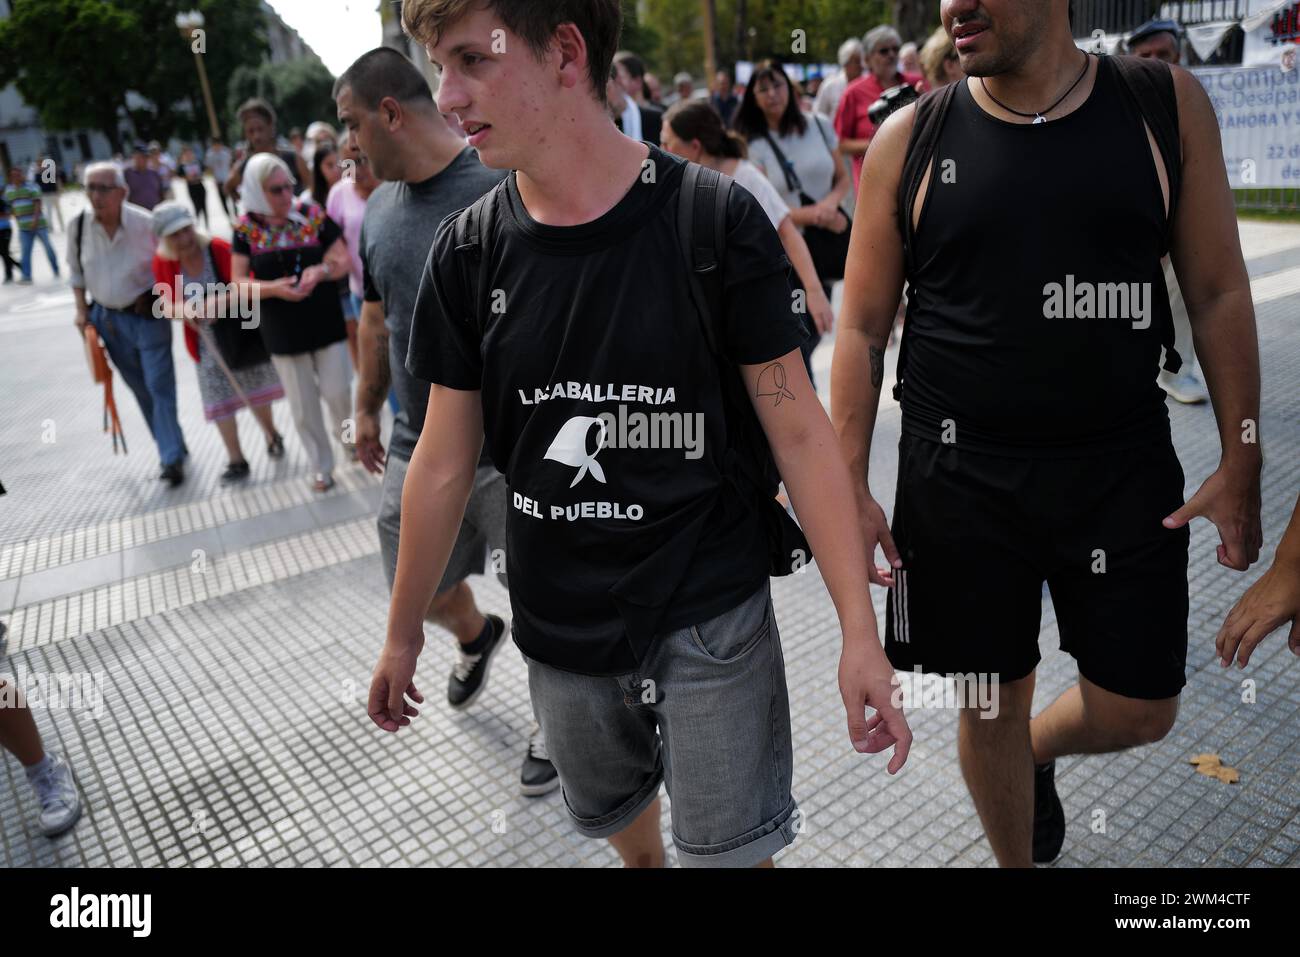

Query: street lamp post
[[176, 10, 221, 141]]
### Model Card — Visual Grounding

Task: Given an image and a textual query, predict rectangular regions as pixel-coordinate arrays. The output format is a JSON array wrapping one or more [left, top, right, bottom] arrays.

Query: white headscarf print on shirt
[[239, 151, 306, 224]]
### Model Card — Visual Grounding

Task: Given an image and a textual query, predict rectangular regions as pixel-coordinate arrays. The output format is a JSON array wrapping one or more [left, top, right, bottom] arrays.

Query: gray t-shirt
[[360, 147, 506, 460], [744, 112, 840, 220]]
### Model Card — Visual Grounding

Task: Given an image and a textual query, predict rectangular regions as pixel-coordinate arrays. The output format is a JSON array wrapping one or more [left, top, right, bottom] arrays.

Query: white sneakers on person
[[1158, 368, 1209, 404], [28, 752, 82, 837]]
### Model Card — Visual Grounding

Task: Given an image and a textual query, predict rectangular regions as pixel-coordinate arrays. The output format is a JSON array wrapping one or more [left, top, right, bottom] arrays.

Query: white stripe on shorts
[[898, 569, 910, 644]]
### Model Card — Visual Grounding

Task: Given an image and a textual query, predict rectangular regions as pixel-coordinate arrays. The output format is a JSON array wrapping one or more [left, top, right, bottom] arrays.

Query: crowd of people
[[1, 2, 1296, 872]]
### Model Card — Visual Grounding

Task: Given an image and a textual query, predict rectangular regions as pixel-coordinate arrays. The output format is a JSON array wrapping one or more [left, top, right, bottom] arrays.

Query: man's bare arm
[[1168, 67, 1260, 471], [829, 104, 915, 585], [744, 348, 910, 769], [356, 300, 391, 415], [353, 299, 390, 474], [388, 386, 482, 642], [368, 386, 482, 732], [1162, 67, 1263, 570]]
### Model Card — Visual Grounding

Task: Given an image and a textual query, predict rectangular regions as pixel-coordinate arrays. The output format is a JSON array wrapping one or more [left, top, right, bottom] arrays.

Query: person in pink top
[[834, 25, 924, 187], [326, 129, 380, 370]]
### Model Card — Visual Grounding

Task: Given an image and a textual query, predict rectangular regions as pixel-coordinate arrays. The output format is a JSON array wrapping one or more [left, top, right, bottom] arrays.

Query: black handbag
[[762, 116, 852, 281], [204, 244, 270, 370]]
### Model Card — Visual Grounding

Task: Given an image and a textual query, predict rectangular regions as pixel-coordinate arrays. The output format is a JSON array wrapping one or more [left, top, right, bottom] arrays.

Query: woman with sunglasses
[[231, 153, 353, 492], [834, 25, 924, 188]]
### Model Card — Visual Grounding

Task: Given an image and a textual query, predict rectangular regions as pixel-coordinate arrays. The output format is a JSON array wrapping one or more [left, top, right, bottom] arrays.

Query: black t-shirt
[[231, 200, 346, 356], [407, 144, 805, 675]]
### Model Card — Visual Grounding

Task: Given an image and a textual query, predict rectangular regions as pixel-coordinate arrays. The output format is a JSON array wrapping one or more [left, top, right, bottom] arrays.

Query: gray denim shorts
[[378, 453, 507, 594], [525, 581, 799, 867]]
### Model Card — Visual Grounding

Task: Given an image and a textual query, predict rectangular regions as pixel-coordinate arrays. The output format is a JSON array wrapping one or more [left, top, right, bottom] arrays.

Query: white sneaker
[[1158, 369, 1208, 405], [29, 753, 82, 837]]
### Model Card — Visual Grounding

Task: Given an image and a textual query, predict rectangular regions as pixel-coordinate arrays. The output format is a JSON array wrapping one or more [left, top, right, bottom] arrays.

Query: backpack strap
[[676, 162, 732, 358], [75, 210, 86, 278], [1109, 55, 1181, 241], [452, 187, 500, 339], [897, 81, 959, 274], [893, 82, 958, 400], [1109, 54, 1184, 372]]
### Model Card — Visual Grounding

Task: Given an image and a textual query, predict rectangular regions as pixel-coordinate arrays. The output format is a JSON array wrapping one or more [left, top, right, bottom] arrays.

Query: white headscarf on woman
[[239, 152, 305, 223]]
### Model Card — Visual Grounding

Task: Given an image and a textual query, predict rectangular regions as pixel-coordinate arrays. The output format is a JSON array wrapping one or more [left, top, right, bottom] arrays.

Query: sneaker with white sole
[[1158, 369, 1208, 404], [520, 724, 560, 797], [447, 614, 506, 711], [28, 753, 82, 837]]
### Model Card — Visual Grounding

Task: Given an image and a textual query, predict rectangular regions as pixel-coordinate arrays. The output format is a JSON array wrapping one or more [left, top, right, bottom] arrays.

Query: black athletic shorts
[[884, 433, 1190, 700]]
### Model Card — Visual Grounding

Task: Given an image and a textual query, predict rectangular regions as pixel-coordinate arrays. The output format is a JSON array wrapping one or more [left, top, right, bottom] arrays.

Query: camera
[[868, 83, 921, 126]]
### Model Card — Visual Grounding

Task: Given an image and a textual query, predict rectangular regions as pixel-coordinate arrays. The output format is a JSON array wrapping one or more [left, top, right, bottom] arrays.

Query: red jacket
[[151, 237, 233, 364]]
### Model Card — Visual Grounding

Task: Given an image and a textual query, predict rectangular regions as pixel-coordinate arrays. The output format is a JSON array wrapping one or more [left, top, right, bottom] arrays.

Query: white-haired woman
[[230, 153, 352, 492], [151, 201, 286, 483]]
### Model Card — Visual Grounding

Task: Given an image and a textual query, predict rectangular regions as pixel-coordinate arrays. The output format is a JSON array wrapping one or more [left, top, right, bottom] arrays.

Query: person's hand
[[1215, 558, 1300, 668], [367, 639, 424, 732], [265, 276, 308, 302], [808, 201, 835, 229], [1163, 462, 1263, 570], [839, 641, 911, 772], [817, 201, 848, 234], [854, 484, 900, 587], [355, 409, 386, 475], [809, 286, 835, 335], [74, 311, 88, 334], [294, 265, 325, 298]]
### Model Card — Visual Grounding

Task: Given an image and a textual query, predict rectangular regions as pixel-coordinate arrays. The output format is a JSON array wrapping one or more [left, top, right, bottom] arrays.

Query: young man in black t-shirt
[[368, 0, 910, 868]]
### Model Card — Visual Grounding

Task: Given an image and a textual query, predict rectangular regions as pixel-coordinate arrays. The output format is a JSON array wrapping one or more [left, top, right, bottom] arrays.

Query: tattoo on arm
[[869, 345, 884, 390], [756, 361, 797, 407]]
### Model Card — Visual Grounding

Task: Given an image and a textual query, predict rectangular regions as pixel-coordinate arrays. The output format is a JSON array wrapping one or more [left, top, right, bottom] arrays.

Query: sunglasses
[[875, 46, 900, 55], [266, 183, 294, 196]]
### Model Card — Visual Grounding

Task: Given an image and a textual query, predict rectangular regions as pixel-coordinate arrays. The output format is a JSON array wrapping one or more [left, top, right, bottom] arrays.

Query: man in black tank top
[[832, 0, 1262, 867]]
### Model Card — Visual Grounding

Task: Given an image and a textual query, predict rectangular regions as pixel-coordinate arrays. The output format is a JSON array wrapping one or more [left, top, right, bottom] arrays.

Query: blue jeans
[[524, 581, 799, 867], [18, 227, 59, 280], [90, 304, 187, 467]]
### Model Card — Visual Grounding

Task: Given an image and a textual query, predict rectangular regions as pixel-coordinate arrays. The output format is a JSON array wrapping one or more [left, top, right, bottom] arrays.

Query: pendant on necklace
[[1033, 114, 1047, 124]]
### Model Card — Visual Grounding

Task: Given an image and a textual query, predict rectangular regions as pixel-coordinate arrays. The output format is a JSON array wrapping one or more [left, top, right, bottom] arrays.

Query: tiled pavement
[[0, 200, 1297, 867]]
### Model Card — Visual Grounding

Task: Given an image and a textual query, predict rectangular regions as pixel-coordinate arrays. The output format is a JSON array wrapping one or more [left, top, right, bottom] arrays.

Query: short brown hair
[[402, 0, 621, 102], [237, 98, 277, 129]]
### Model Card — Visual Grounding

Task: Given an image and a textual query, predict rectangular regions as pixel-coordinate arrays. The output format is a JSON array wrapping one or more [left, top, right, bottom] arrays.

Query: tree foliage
[[225, 57, 338, 142], [640, 0, 937, 77], [0, 0, 268, 152]]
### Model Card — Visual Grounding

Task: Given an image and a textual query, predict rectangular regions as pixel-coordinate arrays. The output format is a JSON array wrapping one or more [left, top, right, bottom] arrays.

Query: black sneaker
[[521, 724, 560, 797], [1032, 760, 1066, 864], [221, 461, 250, 484], [159, 463, 185, 487], [447, 614, 505, 711]]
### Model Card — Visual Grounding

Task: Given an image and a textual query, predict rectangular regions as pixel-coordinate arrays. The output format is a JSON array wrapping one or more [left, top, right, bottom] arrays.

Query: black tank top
[[902, 55, 1173, 456]]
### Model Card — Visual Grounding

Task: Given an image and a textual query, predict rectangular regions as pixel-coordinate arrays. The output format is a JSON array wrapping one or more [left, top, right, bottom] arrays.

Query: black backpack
[[451, 162, 811, 577], [892, 53, 1185, 402]]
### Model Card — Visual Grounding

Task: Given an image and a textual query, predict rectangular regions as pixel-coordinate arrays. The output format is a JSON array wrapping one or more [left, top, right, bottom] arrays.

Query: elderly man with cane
[[70, 162, 189, 486]]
